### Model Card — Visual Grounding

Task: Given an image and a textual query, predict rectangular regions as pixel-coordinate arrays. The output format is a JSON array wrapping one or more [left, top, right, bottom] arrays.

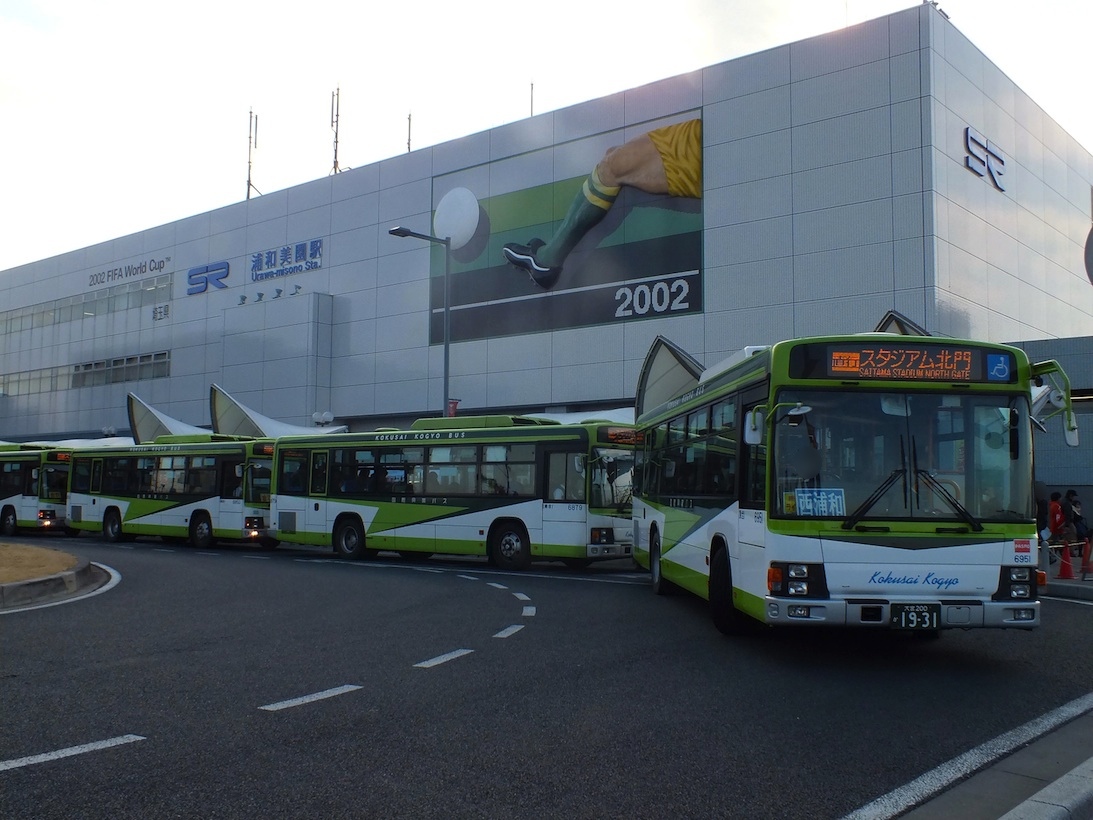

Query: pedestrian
[[1050, 491, 1077, 543], [1066, 489, 1089, 542], [1035, 481, 1049, 542]]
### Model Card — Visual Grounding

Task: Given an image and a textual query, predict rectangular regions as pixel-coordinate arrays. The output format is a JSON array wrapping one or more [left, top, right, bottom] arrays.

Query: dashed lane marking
[[493, 625, 524, 638], [259, 685, 363, 712], [0, 734, 145, 772], [414, 649, 474, 668]]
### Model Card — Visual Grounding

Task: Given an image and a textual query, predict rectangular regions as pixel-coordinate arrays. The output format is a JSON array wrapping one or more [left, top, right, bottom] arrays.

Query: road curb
[[0, 557, 101, 609], [998, 755, 1093, 819], [1046, 579, 1093, 602]]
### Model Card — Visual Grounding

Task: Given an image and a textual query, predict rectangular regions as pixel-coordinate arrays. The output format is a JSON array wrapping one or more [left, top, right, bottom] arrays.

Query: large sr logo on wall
[[186, 261, 230, 295]]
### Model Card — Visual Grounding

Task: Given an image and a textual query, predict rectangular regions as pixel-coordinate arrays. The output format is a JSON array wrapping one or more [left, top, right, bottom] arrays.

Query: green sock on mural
[[537, 168, 621, 268]]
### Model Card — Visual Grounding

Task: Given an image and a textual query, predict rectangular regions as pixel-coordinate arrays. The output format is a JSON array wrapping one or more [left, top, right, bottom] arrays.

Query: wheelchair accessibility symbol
[[987, 354, 1010, 381]]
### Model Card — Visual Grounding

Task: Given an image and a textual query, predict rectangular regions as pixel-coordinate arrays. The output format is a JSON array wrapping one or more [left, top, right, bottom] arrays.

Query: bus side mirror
[[235, 464, 244, 478], [744, 409, 765, 446], [1065, 413, 1080, 448]]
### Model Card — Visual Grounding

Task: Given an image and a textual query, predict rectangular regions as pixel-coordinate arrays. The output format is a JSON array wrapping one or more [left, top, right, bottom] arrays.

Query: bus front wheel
[[710, 546, 748, 635], [489, 522, 531, 571], [333, 518, 368, 560], [650, 529, 674, 596], [1, 506, 17, 537], [103, 510, 124, 543], [189, 513, 214, 549]]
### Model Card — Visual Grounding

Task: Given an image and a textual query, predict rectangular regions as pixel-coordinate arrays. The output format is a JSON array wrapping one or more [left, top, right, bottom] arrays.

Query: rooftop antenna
[[329, 86, 346, 175], [246, 108, 262, 200], [530, 82, 534, 117], [407, 112, 412, 153]]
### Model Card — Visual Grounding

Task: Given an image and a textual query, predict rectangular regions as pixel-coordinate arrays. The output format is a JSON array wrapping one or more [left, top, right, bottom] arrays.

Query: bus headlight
[[1009, 585, 1031, 599], [768, 562, 830, 599], [244, 516, 265, 538]]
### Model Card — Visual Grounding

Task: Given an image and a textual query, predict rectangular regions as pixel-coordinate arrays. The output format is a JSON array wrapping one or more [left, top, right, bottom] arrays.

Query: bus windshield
[[590, 446, 635, 510], [248, 457, 273, 504], [770, 389, 1033, 526]]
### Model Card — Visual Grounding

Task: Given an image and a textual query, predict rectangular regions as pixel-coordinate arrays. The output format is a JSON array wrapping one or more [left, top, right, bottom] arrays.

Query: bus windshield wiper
[[914, 469, 984, 531], [909, 434, 983, 532], [841, 468, 905, 530], [842, 435, 909, 530]]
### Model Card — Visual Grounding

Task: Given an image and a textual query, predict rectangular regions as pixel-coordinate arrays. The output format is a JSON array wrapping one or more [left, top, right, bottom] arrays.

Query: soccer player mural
[[503, 119, 702, 290]]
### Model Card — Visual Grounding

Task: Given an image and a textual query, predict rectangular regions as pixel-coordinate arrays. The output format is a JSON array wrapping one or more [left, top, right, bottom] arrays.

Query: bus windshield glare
[[590, 446, 635, 509]]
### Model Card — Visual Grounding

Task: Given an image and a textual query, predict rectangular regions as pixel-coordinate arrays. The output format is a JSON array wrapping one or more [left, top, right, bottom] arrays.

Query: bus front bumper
[[586, 542, 632, 559], [762, 597, 1040, 630]]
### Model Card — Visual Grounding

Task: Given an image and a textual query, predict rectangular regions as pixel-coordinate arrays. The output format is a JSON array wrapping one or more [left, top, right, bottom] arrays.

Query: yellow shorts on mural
[[647, 119, 703, 199]]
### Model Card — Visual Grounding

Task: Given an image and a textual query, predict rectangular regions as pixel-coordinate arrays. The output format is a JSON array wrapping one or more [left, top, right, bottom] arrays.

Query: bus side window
[[221, 461, 243, 498], [71, 462, 92, 494]]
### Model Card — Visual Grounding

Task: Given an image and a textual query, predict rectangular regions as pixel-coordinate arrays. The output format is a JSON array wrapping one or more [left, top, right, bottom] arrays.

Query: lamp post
[[388, 226, 452, 416]]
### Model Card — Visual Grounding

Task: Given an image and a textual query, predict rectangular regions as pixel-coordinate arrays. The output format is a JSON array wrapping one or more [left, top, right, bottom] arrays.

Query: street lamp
[[388, 226, 452, 416]]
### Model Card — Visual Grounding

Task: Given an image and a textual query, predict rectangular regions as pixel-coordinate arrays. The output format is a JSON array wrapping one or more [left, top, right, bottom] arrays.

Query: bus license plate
[[891, 603, 940, 630]]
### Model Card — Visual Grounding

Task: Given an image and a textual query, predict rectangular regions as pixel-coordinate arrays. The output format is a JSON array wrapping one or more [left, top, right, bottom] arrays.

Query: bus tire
[[333, 517, 368, 560], [189, 513, 214, 549], [1, 506, 17, 537], [489, 521, 531, 571], [650, 528, 674, 596], [710, 546, 747, 635], [103, 509, 124, 543]]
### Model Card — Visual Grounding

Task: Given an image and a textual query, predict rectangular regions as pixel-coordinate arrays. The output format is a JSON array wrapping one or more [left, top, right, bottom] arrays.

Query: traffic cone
[[1057, 542, 1077, 580]]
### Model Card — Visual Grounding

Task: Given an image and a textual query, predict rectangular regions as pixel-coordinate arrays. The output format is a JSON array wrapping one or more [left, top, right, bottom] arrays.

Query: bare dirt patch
[[0, 544, 79, 584]]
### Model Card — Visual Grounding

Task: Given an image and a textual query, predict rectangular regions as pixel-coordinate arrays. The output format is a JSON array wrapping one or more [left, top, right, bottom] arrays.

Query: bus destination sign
[[820, 343, 1015, 383]]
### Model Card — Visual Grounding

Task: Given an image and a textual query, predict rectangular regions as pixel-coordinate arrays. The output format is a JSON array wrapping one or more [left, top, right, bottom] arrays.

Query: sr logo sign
[[186, 261, 230, 295], [964, 126, 1005, 191]]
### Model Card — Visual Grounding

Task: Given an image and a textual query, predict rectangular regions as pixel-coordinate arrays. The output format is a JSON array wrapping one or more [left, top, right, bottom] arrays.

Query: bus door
[[218, 458, 245, 534], [543, 450, 588, 554], [20, 459, 39, 521], [738, 390, 769, 552], [1, 458, 35, 524], [305, 451, 330, 534]]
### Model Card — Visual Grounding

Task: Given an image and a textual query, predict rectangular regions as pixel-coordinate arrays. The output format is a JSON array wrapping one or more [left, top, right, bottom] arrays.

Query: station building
[[1, 4, 1090, 485]]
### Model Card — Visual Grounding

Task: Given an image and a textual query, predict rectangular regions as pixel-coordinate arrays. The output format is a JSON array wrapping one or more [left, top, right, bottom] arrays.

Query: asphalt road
[[2, 537, 1092, 819]]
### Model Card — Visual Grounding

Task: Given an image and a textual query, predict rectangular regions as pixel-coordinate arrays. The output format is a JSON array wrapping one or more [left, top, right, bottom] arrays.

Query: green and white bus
[[270, 415, 636, 569], [0, 446, 73, 535], [633, 334, 1079, 634], [67, 435, 276, 548]]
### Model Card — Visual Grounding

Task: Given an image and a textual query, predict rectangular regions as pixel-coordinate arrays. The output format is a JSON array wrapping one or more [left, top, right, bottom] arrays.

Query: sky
[[2, 0, 1091, 273]]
